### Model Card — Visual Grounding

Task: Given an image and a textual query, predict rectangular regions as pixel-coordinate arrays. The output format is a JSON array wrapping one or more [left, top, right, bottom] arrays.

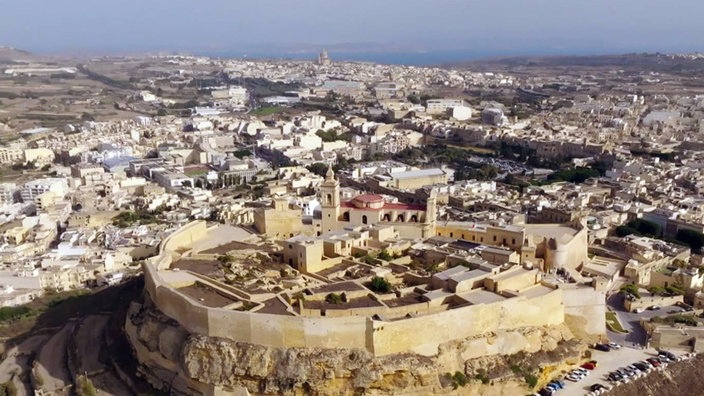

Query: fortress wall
[[156, 283, 211, 335], [144, 221, 567, 358], [561, 287, 606, 337], [371, 289, 564, 356]]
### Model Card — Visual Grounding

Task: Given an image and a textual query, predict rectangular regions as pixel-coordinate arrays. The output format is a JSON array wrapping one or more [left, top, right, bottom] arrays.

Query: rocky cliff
[[126, 296, 586, 395]]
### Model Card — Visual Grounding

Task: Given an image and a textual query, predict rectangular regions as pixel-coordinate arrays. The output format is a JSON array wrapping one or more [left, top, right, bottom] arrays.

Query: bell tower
[[320, 165, 340, 234], [422, 189, 438, 238]]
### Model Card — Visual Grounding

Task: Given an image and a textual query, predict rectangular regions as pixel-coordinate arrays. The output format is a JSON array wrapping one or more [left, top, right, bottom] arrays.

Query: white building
[[0, 183, 17, 205], [426, 99, 467, 115], [21, 178, 69, 203]]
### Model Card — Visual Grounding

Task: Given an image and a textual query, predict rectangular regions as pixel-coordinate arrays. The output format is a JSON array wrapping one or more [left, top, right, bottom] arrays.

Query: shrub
[[0, 306, 32, 323], [450, 371, 468, 389], [76, 375, 97, 396], [620, 284, 641, 298], [524, 374, 538, 388], [369, 276, 392, 293], [325, 293, 343, 304], [377, 249, 392, 261]]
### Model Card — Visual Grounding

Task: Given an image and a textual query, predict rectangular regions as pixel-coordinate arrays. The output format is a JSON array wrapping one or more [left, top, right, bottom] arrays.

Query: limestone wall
[[144, 221, 568, 358], [561, 287, 606, 338], [370, 289, 564, 356]]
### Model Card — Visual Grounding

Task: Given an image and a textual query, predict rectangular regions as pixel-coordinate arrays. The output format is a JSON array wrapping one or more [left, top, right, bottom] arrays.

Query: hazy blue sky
[[2, 0, 702, 57]]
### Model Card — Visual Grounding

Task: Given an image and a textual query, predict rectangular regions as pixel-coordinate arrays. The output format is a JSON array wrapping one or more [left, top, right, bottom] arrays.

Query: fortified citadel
[[126, 170, 606, 395]]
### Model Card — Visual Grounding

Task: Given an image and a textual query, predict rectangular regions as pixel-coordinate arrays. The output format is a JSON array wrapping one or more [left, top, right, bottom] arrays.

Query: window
[[397, 215, 405, 222], [362, 215, 368, 224], [493, 235, 497, 242], [343, 212, 350, 221], [512, 238, 516, 245], [410, 215, 418, 222], [326, 193, 332, 204], [450, 232, 453, 238]]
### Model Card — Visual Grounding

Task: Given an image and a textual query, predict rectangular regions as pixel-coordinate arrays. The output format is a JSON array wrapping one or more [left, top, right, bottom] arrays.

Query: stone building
[[316, 167, 437, 238]]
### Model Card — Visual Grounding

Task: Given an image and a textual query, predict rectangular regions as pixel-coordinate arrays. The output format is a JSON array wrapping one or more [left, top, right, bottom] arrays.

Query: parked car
[[648, 305, 661, 310], [634, 307, 645, 313], [549, 380, 565, 389], [608, 342, 622, 350], [608, 372, 623, 382], [581, 362, 596, 370], [658, 350, 678, 361], [566, 373, 581, 382], [539, 387, 554, 396], [633, 362, 649, 371], [591, 383, 606, 391], [593, 343, 611, 352], [646, 357, 661, 367], [575, 368, 589, 376]]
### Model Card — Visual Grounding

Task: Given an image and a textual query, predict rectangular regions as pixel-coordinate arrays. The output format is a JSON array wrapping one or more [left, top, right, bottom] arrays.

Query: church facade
[[314, 167, 437, 238]]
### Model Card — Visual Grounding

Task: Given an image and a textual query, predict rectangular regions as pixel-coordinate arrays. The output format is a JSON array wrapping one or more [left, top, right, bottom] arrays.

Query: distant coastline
[[194, 49, 533, 66]]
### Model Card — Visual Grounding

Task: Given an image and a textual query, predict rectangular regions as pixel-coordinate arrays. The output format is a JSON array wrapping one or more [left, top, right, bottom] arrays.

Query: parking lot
[[541, 346, 692, 396]]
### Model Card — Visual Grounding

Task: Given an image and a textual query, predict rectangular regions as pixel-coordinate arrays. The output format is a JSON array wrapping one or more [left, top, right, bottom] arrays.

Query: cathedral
[[314, 166, 437, 238]]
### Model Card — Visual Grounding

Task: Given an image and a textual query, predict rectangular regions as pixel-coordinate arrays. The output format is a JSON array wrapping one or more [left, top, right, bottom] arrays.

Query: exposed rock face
[[127, 297, 585, 395], [182, 336, 438, 395]]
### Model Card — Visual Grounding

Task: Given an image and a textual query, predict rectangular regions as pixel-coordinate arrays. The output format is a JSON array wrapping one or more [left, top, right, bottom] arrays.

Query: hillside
[[0, 46, 37, 63], [446, 53, 704, 76]]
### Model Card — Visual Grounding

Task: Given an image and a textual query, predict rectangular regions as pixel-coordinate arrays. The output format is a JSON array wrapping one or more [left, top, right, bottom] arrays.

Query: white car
[[608, 342, 622, 349]]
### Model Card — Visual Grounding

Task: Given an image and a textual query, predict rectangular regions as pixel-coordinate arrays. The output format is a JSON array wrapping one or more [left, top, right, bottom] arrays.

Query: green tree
[[676, 229, 704, 252], [377, 249, 392, 261], [620, 283, 641, 298], [306, 162, 330, 177], [325, 293, 343, 304], [369, 276, 392, 293]]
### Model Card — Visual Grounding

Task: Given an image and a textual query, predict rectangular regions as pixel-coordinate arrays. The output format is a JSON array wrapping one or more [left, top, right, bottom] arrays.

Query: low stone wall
[[625, 295, 684, 312]]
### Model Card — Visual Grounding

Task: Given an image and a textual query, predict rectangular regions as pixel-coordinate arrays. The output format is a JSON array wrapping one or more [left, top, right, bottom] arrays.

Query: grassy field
[[606, 311, 628, 333], [0, 278, 144, 340], [251, 106, 284, 116], [446, 143, 496, 155]]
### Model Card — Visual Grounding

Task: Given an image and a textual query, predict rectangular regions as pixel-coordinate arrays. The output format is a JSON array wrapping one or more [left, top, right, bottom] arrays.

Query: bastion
[[126, 221, 604, 395]]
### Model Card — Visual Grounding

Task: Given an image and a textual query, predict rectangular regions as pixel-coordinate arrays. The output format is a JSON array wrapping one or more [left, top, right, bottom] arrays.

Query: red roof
[[341, 201, 425, 211], [353, 194, 384, 203]]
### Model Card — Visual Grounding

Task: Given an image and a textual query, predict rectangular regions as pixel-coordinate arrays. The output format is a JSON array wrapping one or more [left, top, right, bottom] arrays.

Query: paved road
[[606, 292, 679, 346], [35, 323, 75, 395], [552, 347, 688, 396], [77, 315, 110, 373]]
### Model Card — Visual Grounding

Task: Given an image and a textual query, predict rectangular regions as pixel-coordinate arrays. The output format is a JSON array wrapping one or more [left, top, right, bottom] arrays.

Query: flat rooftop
[[456, 289, 507, 305]]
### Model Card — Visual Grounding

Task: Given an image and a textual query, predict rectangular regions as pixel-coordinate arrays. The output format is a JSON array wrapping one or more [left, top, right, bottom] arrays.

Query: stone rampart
[[143, 221, 567, 357]]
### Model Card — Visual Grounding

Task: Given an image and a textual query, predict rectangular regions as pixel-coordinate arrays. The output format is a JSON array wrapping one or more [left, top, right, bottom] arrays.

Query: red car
[[646, 357, 661, 367], [581, 362, 596, 370]]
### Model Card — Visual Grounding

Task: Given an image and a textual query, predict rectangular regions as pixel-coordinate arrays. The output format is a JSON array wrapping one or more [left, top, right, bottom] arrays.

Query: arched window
[[362, 215, 368, 224], [397, 214, 405, 222], [343, 212, 350, 221], [326, 193, 332, 204], [410, 215, 418, 223], [383, 214, 391, 221]]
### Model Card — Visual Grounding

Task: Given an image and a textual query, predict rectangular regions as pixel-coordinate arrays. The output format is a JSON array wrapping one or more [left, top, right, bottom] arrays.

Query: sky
[[2, 0, 703, 60]]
